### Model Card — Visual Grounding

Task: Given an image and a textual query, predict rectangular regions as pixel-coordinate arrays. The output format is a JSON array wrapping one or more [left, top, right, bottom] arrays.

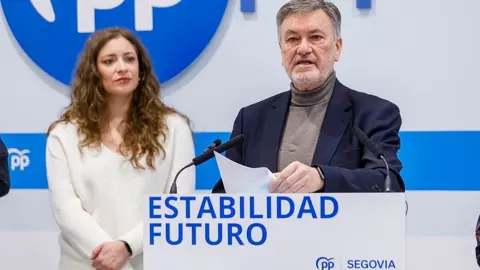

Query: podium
[[144, 193, 406, 270]]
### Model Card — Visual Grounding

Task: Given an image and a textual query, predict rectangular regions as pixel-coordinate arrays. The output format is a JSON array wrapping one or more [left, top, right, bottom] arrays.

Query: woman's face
[[96, 36, 140, 97]]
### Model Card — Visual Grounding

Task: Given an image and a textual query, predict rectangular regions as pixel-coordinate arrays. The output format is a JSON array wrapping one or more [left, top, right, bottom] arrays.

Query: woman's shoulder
[[45, 121, 82, 157], [164, 112, 191, 133], [47, 120, 79, 140]]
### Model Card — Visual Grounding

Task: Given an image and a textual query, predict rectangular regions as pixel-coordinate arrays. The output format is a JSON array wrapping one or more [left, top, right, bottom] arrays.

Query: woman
[[46, 27, 195, 270]]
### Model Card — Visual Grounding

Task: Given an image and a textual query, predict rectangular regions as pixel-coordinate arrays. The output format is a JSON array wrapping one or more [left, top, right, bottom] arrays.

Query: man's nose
[[297, 38, 312, 55]]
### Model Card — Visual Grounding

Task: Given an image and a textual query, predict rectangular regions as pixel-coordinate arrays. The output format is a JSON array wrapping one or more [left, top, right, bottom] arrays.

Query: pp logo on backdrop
[[1, 0, 229, 85], [316, 257, 335, 270], [8, 148, 31, 171], [1, 134, 47, 189]]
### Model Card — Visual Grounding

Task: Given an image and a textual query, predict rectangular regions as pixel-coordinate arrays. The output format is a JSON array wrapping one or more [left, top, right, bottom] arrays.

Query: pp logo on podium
[[316, 257, 335, 270]]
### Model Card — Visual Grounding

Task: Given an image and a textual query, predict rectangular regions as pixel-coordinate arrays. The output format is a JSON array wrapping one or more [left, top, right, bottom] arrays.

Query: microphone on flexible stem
[[169, 139, 221, 194], [352, 126, 392, 192], [204, 139, 222, 152], [169, 134, 244, 194]]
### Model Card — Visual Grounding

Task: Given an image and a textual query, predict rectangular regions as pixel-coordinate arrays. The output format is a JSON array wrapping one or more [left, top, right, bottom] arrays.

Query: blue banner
[[0, 131, 478, 191]]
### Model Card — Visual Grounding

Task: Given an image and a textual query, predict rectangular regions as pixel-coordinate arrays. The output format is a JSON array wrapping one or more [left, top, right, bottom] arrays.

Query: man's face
[[279, 9, 342, 90]]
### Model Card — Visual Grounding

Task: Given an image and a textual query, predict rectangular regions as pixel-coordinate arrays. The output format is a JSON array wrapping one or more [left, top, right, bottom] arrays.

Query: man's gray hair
[[276, 0, 342, 39]]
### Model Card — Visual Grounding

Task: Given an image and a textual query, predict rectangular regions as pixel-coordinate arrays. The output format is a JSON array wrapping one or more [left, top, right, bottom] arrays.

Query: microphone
[[169, 139, 221, 194], [204, 139, 222, 153], [192, 134, 244, 166], [352, 126, 392, 192], [169, 135, 244, 194]]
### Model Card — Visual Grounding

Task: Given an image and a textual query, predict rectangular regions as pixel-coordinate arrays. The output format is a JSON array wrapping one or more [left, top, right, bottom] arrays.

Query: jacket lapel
[[260, 92, 291, 173], [312, 80, 352, 165]]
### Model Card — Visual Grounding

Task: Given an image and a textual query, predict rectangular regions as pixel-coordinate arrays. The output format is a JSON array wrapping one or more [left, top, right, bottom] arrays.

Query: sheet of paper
[[214, 151, 273, 193]]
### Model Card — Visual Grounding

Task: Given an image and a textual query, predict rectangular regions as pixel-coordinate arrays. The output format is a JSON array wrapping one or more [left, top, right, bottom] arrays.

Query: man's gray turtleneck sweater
[[277, 72, 336, 171]]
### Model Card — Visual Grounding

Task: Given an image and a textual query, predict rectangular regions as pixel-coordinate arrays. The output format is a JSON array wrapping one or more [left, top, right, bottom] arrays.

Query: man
[[212, 0, 405, 193], [476, 215, 480, 267], [0, 138, 10, 197]]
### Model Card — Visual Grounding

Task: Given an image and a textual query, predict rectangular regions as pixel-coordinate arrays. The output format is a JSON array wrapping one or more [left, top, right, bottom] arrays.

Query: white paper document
[[214, 152, 273, 193]]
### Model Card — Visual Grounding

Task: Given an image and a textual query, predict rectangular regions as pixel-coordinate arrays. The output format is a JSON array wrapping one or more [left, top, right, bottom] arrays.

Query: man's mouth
[[296, 60, 314, 65]]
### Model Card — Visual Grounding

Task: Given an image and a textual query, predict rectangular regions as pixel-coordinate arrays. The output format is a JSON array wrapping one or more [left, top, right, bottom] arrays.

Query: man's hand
[[91, 241, 130, 270], [269, 161, 324, 193]]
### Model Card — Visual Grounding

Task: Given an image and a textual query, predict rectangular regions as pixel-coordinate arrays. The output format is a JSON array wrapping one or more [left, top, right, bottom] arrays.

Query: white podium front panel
[[144, 194, 406, 270]]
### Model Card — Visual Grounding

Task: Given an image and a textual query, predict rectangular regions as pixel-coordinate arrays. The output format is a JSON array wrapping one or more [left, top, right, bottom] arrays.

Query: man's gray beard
[[291, 73, 319, 87]]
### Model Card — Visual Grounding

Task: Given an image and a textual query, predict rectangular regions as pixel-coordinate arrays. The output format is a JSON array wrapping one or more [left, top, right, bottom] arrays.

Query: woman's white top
[[46, 113, 196, 270]]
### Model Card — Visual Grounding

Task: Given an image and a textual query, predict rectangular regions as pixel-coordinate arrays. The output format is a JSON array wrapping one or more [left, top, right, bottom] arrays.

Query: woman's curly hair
[[47, 27, 190, 170]]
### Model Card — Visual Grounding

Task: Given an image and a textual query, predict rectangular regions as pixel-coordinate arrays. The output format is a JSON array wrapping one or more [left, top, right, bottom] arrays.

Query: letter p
[[321, 261, 334, 270], [316, 257, 335, 270], [77, 0, 125, 33], [135, 0, 182, 31]]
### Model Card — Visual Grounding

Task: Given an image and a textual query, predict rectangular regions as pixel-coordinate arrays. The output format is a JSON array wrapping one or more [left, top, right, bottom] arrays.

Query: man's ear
[[334, 37, 343, 62]]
